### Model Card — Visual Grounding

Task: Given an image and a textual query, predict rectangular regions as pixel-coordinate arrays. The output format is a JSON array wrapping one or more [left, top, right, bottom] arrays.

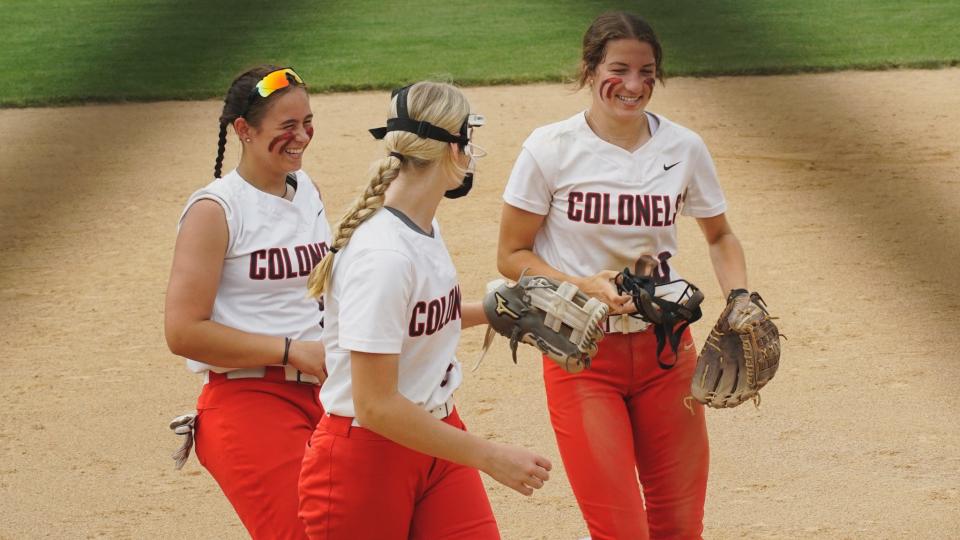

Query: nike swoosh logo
[[663, 161, 681, 171]]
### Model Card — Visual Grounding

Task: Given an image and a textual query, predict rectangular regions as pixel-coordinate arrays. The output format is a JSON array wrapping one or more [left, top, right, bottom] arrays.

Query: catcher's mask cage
[[617, 267, 704, 369], [368, 84, 485, 199]]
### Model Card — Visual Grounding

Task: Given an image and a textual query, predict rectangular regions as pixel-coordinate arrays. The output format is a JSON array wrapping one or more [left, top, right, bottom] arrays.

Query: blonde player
[[497, 12, 750, 540], [298, 81, 551, 540], [165, 65, 330, 539]]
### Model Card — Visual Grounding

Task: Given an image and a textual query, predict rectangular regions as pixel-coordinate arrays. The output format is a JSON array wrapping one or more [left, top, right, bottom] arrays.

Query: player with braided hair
[[497, 12, 752, 540], [164, 65, 330, 539], [299, 81, 552, 539]]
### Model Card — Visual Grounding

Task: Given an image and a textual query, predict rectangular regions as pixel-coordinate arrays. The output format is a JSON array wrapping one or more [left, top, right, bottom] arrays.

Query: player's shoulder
[[183, 171, 242, 211], [339, 211, 416, 270], [189, 169, 247, 203], [290, 169, 321, 199], [652, 114, 708, 149], [349, 210, 408, 250], [524, 112, 585, 149], [521, 112, 590, 172]]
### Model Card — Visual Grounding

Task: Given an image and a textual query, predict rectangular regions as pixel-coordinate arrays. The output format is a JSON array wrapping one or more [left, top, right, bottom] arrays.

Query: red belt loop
[[207, 370, 228, 384], [321, 414, 354, 437], [263, 366, 286, 382]]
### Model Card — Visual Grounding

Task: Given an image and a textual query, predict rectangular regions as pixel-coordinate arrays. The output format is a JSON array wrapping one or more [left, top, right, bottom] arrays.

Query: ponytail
[[213, 120, 228, 178], [307, 81, 469, 297], [211, 64, 299, 180], [307, 155, 403, 297]]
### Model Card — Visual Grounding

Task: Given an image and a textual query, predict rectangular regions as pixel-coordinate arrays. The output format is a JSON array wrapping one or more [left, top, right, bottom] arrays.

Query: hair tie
[[328, 247, 339, 254], [389, 152, 406, 163]]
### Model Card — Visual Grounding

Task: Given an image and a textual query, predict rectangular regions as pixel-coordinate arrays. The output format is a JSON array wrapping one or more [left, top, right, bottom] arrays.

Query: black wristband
[[727, 288, 749, 303], [282, 337, 292, 366]]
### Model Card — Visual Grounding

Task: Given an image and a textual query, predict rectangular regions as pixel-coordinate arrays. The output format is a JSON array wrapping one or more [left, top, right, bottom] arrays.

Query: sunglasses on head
[[243, 67, 304, 114]]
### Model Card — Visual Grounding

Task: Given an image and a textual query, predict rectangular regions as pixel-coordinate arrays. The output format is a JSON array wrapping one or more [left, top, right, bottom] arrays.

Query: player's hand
[[481, 442, 552, 496], [287, 339, 328, 384], [574, 270, 633, 315]]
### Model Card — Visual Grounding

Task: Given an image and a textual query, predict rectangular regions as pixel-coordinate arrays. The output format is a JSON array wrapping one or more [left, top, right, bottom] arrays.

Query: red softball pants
[[298, 408, 500, 540], [543, 328, 709, 540], [194, 368, 324, 540]]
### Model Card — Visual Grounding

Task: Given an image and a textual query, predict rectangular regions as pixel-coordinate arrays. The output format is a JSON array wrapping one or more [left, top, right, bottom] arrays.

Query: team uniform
[[180, 168, 331, 540], [503, 111, 726, 539], [298, 207, 499, 540]]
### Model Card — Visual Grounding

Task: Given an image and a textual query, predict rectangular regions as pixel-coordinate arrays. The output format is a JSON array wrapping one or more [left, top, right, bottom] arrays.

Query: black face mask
[[368, 84, 482, 199]]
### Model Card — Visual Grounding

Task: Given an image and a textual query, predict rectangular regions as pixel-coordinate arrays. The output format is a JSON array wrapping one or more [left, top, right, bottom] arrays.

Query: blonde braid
[[306, 155, 402, 297], [308, 81, 470, 298]]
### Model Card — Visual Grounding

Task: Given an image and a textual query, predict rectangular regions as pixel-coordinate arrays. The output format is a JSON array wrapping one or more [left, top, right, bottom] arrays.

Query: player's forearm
[[165, 318, 287, 368], [355, 391, 493, 469], [460, 301, 487, 329], [498, 248, 576, 284], [707, 232, 748, 294]]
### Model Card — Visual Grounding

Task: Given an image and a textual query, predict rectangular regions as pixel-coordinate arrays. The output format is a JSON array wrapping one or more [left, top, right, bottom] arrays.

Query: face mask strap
[[368, 84, 470, 147], [368, 84, 482, 199]]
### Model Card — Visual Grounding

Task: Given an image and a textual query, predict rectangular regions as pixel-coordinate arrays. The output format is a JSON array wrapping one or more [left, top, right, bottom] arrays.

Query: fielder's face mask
[[369, 84, 485, 199]]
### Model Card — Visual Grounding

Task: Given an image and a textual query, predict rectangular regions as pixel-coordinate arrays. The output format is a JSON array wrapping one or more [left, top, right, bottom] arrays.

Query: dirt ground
[[1, 68, 959, 539]]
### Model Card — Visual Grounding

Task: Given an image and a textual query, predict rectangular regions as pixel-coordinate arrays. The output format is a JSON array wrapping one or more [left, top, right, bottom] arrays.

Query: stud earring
[[245, 138, 251, 142]]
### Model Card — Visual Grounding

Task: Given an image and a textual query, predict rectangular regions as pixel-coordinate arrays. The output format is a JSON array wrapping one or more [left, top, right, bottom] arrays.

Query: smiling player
[[165, 65, 331, 539], [496, 12, 751, 540]]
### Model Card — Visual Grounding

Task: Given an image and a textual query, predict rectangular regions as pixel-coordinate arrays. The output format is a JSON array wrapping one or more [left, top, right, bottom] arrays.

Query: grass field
[[2, 0, 958, 107]]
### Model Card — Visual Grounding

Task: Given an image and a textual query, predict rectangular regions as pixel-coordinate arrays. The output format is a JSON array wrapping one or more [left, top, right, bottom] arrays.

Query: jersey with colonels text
[[178, 169, 332, 373], [320, 208, 463, 421], [503, 111, 726, 293]]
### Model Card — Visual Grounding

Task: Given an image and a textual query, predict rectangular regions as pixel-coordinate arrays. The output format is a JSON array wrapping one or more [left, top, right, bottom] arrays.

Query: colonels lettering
[[409, 285, 462, 337], [249, 242, 329, 280], [567, 191, 683, 226]]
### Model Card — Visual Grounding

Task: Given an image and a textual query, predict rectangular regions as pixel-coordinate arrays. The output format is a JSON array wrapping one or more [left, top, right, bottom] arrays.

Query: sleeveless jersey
[[178, 169, 332, 373]]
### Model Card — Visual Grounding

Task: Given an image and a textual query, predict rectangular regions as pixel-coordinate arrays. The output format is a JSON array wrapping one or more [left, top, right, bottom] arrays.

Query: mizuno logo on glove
[[494, 292, 521, 319]]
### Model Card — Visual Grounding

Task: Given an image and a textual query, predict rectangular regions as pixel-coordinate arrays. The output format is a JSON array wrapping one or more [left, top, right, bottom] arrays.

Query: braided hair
[[306, 82, 470, 298], [213, 65, 305, 178]]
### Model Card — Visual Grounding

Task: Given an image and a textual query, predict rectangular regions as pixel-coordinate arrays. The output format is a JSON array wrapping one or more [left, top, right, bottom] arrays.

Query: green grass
[[2, 0, 958, 107]]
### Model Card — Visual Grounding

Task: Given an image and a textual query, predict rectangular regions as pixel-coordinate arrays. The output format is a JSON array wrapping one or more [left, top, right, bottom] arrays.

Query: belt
[[428, 395, 456, 420], [603, 314, 650, 334], [204, 365, 321, 385]]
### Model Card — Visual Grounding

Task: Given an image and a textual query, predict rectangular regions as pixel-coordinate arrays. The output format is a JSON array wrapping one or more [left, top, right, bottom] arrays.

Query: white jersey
[[503, 111, 726, 294], [178, 169, 333, 373], [320, 208, 463, 421]]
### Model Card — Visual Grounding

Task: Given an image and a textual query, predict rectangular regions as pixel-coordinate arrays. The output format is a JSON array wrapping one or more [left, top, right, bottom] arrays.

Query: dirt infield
[[1, 69, 959, 539]]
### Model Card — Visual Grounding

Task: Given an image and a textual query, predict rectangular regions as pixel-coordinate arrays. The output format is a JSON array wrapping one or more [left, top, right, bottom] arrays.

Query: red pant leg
[[298, 408, 499, 540], [194, 377, 323, 540], [628, 329, 708, 540], [543, 334, 650, 540], [409, 412, 499, 540]]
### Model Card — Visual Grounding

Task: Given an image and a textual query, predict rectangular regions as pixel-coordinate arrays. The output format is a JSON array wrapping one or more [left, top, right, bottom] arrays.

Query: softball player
[[164, 65, 330, 539], [298, 81, 552, 540], [497, 12, 749, 540]]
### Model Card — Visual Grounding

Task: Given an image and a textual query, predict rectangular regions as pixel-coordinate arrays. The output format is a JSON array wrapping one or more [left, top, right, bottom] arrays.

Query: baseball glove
[[616, 255, 704, 368], [691, 290, 781, 408], [478, 274, 609, 373]]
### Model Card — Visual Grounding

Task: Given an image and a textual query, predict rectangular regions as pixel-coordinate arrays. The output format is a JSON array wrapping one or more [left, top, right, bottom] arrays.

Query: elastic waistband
[[204, 365, 321, 385]]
